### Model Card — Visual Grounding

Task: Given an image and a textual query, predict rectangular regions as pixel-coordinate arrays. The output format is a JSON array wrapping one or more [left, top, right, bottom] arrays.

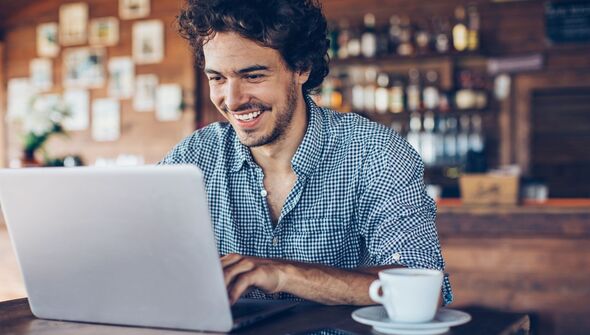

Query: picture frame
[[156, 84, 182, 121], [92, 98, 121, 142], [30, 58, 53, 92], [59, 3, 88, 46], [108, 57, 135, 99], [132, 20, 164, 64], [119, 0, 150, 20], [62, 47, 106, 89], [63, 89, 90, 131], [89, 17, 119, 47], [36, 23, 59, 58], [134, 74, 158, 112]]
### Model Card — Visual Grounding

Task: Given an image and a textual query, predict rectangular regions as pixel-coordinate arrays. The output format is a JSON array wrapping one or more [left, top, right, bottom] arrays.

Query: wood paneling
[[437, 201, 590, 335], [1, 0, 196, 166], [0, 42, 5, 168], [531, 88, 590, 197], [443, 236, 590, 335]]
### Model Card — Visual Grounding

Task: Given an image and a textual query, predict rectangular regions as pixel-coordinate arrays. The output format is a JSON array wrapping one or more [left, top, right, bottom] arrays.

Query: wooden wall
[[438, 204, 590, 335], [0, 0, 197, 166]]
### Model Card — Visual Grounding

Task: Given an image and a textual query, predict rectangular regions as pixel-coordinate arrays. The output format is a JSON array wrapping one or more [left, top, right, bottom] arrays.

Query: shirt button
[[260, 189, 268, 197], [392, 252, 401, 262], [272, 236, 279, 246]]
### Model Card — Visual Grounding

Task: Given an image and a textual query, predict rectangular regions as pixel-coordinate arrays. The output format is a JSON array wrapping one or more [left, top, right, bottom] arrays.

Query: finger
[[220, 253, 243, 268], [223, 258, 256, 287], [228, 271, 258, 305]]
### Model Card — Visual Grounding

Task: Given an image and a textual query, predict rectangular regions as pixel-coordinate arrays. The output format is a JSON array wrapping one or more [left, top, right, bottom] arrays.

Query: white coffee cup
[[369, 268, 443, 323]]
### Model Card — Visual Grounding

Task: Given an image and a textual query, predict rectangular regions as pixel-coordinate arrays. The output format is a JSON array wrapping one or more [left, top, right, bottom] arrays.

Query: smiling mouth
[[233, 110, 263, 121]]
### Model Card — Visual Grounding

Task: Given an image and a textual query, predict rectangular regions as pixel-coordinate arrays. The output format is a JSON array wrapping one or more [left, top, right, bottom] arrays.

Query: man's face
[[203, 32, 308, 148]]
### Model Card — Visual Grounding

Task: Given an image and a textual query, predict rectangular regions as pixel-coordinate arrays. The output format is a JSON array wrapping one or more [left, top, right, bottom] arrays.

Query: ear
[[296, 68, 311, 85]]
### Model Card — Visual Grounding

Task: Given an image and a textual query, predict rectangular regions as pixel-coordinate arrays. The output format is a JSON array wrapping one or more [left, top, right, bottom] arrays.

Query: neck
[[250, 94, 308, 174]]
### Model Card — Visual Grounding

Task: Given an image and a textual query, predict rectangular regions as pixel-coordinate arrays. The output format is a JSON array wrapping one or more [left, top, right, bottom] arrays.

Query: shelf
[[329, 51, 488, 68]]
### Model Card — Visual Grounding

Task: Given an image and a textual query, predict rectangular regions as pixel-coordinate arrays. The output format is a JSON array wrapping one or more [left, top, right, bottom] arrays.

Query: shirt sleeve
[[157, 132, 200, 165], [357, 134, 453, 305]]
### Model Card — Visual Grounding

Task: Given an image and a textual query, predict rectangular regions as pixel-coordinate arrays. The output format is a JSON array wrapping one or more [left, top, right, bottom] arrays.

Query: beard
[[229, 80, 299, 148]]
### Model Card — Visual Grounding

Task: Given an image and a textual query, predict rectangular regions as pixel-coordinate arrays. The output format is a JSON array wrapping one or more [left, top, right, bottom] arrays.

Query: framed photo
[[132, 20, 164, 64], [63, 47, 106, 88], [108, 57, 135, 99], [59, 3, 88, 46], [37, 23, 59, 57], [92, 98, 120, 142], [7, 78, 34, 120], [119, 0, 150, 20], [30, 58, 53, 92], [89, 17, 119, 46], [156, 84, 182, 121], [134, 74, 158, 112], [63, 89, 89, 131]]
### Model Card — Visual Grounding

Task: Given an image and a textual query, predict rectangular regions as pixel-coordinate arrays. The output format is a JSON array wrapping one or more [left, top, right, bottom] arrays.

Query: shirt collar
[[230, 95, 325, 175], [291, 95, 324, 177]]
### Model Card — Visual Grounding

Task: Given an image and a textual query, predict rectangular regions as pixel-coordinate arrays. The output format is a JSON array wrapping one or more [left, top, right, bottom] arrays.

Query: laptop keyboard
[[231, 303, 268, 318]]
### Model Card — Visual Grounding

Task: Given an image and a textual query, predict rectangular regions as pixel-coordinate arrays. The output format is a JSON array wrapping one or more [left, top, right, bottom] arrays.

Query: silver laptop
[[0, 165, 296, 332]]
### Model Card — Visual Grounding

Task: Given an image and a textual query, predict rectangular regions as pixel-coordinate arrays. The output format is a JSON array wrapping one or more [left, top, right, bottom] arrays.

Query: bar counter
[[437, 198, 590, 238], [436, 198, 590, 335]]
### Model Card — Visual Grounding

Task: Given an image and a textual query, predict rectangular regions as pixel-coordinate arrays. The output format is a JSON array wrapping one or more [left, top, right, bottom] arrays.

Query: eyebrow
[[204, 65, 270, 76]]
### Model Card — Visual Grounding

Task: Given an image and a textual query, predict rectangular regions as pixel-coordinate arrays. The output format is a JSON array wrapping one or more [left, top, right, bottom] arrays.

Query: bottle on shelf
[[320, 76, 335, 108], [435, 113, 447, 164], [351, 69, 365, 111], [377, 23, 390, 58], [375, 73, 390, 114], [452, 6, 468, 52], [454, 70, 477, 110], [469, 114, 485, 153], [444, 116, 458, 165], [388, 15, 403, 56], [389, 76, 405, 114], [467, 4, 480, 52], [397, 16, 415, 56], [414, 22, 431, 55], [473, 71, 488, 109], [457, 114, 471, 163], [363, 68, 378, 113], [421, 110, 436, 166], [422, 70, 440, 111], [327, 21, 339, 59], [433, 17, 451, 54], [361, 13, 378, 59], [406, 68, 421, 112], [337, 19, 351, 59], [407, 112, 422, 156], [347, 24, 362, 58]]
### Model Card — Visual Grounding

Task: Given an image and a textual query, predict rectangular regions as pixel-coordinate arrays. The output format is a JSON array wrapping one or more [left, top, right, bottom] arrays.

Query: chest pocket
[[282, 216, 358, 267]]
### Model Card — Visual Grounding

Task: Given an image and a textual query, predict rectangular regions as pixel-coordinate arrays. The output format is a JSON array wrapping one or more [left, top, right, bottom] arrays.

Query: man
[[162, 0, 453, 306]]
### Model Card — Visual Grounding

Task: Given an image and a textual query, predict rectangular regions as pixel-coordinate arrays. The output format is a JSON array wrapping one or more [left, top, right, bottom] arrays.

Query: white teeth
[[234, 110, 262, 121]]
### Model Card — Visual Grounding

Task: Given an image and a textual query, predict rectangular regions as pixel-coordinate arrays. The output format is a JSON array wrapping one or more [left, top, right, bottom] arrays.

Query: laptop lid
[[0, 165, 235, 331]]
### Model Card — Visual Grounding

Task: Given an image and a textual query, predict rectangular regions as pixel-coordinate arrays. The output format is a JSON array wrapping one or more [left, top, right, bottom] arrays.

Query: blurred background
[[0, 0, 589, 334]]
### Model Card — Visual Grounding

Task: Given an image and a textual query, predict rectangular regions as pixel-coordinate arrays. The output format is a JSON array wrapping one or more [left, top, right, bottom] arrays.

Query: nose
[[224, 79, 248, 112]]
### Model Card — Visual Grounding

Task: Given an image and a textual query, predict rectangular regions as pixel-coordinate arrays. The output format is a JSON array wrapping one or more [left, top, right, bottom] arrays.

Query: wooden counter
[[437, 199, 590, 335], [437, 199, 590, 238]]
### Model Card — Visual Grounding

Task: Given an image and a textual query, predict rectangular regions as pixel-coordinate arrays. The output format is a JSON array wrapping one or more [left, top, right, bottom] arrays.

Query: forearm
[[280, 263, 400, 305]]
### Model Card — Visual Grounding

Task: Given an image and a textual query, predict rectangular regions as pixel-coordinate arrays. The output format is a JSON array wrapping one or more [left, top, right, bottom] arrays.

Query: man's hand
[[221, 253, 290, 304], [221, 253, 399, 305]]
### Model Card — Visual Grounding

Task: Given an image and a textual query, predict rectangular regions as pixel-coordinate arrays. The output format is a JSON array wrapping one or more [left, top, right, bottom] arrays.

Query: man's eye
[[209, 76, 223, 82], [246, 74, 264, 80]]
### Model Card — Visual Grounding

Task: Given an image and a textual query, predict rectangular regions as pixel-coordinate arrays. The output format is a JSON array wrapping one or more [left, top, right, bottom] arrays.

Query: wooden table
[[0, 298, 531, 335]]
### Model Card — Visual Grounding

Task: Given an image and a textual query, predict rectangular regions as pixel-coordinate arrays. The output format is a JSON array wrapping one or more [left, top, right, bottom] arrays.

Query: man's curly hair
[[177, 0, 330, 95]]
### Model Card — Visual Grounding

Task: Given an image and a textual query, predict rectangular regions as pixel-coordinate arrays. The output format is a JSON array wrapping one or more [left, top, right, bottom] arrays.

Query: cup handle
[[369, 279, 385, 304]]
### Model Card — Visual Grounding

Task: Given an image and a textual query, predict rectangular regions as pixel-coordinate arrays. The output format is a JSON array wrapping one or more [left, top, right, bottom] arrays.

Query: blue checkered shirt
[[159, 96, 453, 305]]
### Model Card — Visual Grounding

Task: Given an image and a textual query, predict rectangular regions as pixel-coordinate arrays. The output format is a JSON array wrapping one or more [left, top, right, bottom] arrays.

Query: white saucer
[[352, 306, 471, 335], [373, 326, 449, 335]]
